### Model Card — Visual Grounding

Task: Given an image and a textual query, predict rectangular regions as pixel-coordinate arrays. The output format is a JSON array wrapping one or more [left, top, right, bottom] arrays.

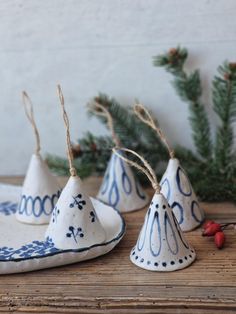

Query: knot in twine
[[57, 84, 77, 177], [112, 147, 161, 194], [134, 103, 175, 159]]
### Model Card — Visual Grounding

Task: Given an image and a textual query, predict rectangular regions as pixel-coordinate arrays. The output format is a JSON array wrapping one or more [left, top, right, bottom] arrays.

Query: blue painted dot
[[151, 202, 153, 205], [179, 259, 183, 264], [154, 262, 158, 267], [140, 258, 144, 263], [162, 205, 166, 209], [185, 256, 188, 260], [155, 204, 159, 208], [147, 261, 151, 265], [189, 254, 192, 258], [162, 262, 167, 267], [135, 256, 138, 260], [170, 261, 175, 265], [132, 251, 135, 256], [191, 250, 194, 253]]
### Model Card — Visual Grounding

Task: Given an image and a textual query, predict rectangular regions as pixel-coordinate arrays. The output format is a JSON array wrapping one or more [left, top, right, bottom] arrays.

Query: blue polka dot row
[[131, 249, 194, 267]]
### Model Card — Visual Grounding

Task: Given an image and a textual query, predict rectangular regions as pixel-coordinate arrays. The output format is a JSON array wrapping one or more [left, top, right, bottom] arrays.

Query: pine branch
[[89, 94, 168, 159], [153, 47, 213, 161], [213, 62, 236, 175]]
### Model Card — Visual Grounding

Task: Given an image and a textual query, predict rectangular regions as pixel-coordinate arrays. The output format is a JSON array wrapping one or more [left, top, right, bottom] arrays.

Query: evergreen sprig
[[47, 47, 236, 202], [213, 62, 236, 175], [153, 47, 213, 161]]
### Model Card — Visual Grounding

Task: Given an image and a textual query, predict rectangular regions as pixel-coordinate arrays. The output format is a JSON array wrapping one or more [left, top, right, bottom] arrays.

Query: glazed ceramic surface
[[130, 193, 196, 271], [0, 184, 125, 274], [97, 151, 149, 212], [160, 158, 204, 232], [16, 154, 61, 225], [46, 176, 106, 250]]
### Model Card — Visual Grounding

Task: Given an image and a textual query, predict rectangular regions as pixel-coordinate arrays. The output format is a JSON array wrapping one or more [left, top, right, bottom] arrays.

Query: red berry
[[214, 231, 225, 249], [203, 220, 215, 229], [202, 223, 221, 236]]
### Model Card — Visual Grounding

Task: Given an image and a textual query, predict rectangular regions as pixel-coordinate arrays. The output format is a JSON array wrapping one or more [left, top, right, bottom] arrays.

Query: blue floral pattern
[[0, 237, 59, 261], [0, 201, 18, 216]]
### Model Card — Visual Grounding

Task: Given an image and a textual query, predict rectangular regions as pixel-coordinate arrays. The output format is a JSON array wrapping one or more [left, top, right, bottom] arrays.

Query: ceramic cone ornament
[[160, 158, 204, 231], [46, 175, 106, 249], [89, 102, 149, 212], [16, 92, 61, 224], [113, 147, 196, 271], [130, 192, 196, 271], [134, 103, 205, 231], [46, 85, 106, 250], [97, 150, 149, 212]]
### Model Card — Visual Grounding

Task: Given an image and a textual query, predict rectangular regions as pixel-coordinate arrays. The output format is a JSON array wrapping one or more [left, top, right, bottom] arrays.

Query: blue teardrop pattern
[[100, 156, 112, 195], [135, 180, 146, 200], [171, 201, 184, 225], [108, 179, 120, 208], [160, 177, 171, 201], [149, 211, 162, 257], [137, 207, 151, 251], [164, 211, 178, 255], [120, 158, 132, 195], [191, 200, 204, 223], [171, 212, 189, 249], [108, 155, 120, 207], [176, 167, 192, 197]]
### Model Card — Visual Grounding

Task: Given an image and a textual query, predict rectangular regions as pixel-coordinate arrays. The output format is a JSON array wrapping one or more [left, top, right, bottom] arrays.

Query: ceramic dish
[[0, 184, 125, 274]]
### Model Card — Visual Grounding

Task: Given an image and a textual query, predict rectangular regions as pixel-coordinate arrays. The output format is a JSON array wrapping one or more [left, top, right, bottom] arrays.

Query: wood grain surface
[[0, 176, 235, 313]]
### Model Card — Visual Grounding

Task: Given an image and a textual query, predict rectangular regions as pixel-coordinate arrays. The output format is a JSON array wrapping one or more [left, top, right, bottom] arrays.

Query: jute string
[[112, 147, 161, 194], [134, 103, 175, 159], [22, 91, 41, 155], [89, 102, 121, 146], [57, 85, 77, 177]]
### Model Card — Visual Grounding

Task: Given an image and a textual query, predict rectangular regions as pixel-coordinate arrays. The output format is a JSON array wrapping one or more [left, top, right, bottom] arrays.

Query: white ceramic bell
[[97, 151, 149, 212], [16, 153, 61, 224], [160, 158, 204, 232], [130, 192, 196, 271], [46, 175, 106, 250]]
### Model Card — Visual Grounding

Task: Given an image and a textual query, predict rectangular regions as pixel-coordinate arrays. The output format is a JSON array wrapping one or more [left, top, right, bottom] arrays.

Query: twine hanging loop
[[112, 147, 161, 194], [22, 91, 41, 155], [57, 85, 77, 177], [134, 103, 175, 159], [88, 102, 121, 147]]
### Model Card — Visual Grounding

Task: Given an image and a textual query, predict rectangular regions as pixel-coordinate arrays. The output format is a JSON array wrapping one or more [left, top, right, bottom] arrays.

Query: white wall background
[[0, 0, 236, 175]]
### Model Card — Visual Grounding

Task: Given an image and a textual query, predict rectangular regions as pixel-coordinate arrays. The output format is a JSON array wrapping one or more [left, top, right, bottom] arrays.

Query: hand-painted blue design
[[119, 158, 132, 194], [171, 201, 184, 225], [100, 160, 111, 195], [0, 202, 18, 216], [164, 211, 178, 255], [176, 167, 192, 197], [52, 206, 60, 223], [108, 155, 120, 207], [171, 212, 189, 249], [137, 207, 151, 251], [135, 180, 146, 200], [0, 237, 59, 261], [66, 226, 84, 243], [150, 211, 162, 257], [18, 190, 61, 217], [191, 200, 204, 223], [99, 151, 146, 210], [160, 177, 171, 201], [69, 194, 86, 210], [89, 210, 96, 223]]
